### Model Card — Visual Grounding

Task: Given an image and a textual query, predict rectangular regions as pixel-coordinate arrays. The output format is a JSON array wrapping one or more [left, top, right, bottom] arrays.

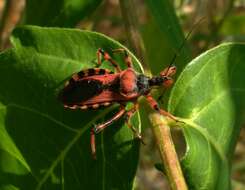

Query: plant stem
[[119, 1, 187, 189], [0, 0, 25, 49], [149, 113, 188, 190], [118, 0, 149, 73]]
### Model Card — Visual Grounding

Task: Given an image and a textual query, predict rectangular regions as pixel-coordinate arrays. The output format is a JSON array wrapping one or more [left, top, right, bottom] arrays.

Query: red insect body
[[59, 48, 176, 158], [120, 69, 138, 97]]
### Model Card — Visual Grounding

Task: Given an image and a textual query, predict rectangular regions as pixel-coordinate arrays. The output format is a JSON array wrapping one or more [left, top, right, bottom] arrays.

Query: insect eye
[[163, 77, 174, 88]]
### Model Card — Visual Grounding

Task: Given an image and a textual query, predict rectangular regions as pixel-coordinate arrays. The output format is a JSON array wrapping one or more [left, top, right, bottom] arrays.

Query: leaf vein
[[170, 49, 228, 113], [35, 106, 116, 189], [9, 104, 79, 133]]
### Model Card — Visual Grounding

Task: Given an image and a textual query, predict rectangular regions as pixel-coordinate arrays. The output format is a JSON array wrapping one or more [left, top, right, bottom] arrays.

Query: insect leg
[[90, 105, 126, 158], [94, 105, 126, 134], [146, 95, 177, 121], [157, 77, 174, 103], [125, 103, 145, 144], [90, 127, 97, 159], [97, 48, 121, 72], [112, 48, 132, 68]]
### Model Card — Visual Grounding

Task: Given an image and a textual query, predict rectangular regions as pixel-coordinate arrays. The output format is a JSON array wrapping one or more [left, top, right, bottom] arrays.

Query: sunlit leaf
[[169, 43, 245, 190]]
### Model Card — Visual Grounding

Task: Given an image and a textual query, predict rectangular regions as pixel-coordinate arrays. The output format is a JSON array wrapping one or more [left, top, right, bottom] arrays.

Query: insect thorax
[[117, 68, 150, 97], [136, 74, 150, 95]]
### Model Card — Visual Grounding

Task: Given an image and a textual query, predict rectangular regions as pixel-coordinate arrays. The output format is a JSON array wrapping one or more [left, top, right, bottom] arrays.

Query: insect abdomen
[[64, 101, 112, 110], [70, 68, 114, 82]]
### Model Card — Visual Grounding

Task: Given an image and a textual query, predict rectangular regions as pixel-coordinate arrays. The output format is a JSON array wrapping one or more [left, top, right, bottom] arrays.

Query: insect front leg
[[112, 48, 133, 68], [97, 48, 122, 72], [90, 105, 126, 158], [146, 95, 177, 121]]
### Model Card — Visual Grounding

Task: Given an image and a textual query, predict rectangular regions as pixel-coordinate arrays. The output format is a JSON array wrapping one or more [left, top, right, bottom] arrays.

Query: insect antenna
[[165, 17, 205, 75], [158, 18, 205, 102]]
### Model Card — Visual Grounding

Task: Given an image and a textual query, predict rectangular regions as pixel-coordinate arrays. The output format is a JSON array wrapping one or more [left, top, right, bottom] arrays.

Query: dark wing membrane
[[59, 79, 103, 105]]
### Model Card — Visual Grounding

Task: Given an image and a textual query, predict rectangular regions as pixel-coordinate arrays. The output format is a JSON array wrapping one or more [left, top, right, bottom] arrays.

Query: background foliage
[[0, 0, 244, 190]]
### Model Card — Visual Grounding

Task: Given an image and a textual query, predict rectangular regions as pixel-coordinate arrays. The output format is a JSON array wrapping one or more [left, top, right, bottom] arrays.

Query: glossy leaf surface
[[169, 43, 245, 190], [0, 26, 142, 190]]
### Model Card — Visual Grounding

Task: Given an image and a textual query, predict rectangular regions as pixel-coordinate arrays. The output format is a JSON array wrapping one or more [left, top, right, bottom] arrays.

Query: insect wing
[[60, 79, 103, 105], [79, 90, 131, 106]]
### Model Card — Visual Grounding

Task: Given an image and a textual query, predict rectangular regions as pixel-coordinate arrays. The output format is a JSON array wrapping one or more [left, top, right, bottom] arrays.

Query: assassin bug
[[59, 48, 177, 158], [59, 19, 203, 159]]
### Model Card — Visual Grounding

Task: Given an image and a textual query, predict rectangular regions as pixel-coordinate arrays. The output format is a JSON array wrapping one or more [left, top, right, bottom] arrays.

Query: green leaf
[[144, 0, 191, 74], [0, 26, 143, 189], [169, 43, 245, 190], [24, 0, 102, 27]]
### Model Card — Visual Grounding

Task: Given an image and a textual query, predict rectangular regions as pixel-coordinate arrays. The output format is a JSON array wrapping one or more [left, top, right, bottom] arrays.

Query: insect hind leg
[[90, 105, 126, 158], [94, 105, 126, 134], [90, 127, 97, 159]]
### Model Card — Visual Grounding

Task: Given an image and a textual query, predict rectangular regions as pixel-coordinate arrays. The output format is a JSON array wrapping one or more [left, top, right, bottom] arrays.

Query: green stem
[[149, 113, 188, 190], [119, 1, 187, 189]]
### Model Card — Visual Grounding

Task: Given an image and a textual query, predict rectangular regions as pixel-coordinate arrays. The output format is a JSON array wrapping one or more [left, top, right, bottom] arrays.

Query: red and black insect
[[59, 48, 177, 158]]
